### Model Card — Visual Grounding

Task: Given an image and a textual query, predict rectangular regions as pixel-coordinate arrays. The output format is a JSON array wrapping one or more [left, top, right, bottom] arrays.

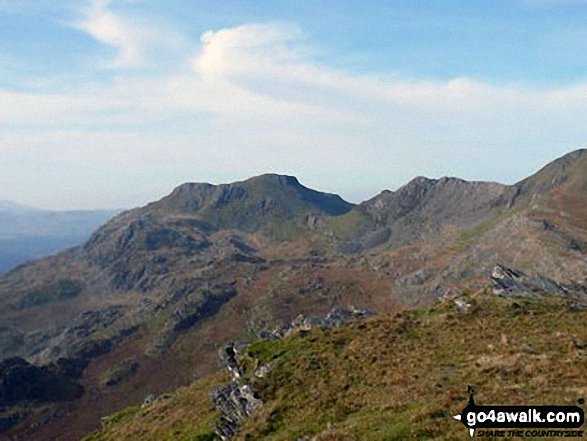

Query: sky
[[2, 0, 587, 209]]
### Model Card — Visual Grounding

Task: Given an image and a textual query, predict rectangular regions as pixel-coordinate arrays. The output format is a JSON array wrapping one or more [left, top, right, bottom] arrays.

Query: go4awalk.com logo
[[452, 387, 585, 438]]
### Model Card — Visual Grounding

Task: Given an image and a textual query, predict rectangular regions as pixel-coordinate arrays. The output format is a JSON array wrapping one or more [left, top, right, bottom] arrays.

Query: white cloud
[[195, 23, 305, 78], [72, 0, 185, 69], [6, 21, 587, 132], [184, 21, 587, 154], [3, 20, 587, 207], [74, 0, 143, 68]]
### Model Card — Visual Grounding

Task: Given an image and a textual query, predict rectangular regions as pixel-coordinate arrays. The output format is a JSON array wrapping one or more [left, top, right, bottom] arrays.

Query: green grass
[[83, 292, 587, 440], [82, 373, 227, 441], [103, 406, 142, 427], [324, 210, 373, 241], [237, 293, 587, 440]]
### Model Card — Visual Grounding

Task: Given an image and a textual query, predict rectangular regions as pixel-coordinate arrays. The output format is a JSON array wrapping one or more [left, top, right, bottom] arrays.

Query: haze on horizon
[[2, 0, 587, 210]]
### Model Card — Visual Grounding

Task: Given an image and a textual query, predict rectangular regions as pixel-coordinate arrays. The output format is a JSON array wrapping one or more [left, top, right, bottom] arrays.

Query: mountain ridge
[[1, 149, 587, 440], [0, 201, 38, 213]]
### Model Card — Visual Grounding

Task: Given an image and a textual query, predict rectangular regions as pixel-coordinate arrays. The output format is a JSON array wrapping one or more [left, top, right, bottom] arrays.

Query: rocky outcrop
[[35, 305, 138, 364], [210, 382, 262, 440], [11, 279, 84, 310], [210, 344, 263, 440], [491, 264, 587, 312], [491, 264, 577, 298], [210, 305, 375, 439], [354, 177, 508, 247], [101, 359, 140, 388], [258, 305, 375, 340], [170, 283, 237, 332]]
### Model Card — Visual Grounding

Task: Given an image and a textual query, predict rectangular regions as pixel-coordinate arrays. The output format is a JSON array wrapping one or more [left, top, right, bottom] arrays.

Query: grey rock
[[210, 382, 262, 440], [491, 264, 572, 298], [259, 304, 375, 340], [141, 394, 155, 408], [454, 298, 471, 313], [254, 362, 274, 378]]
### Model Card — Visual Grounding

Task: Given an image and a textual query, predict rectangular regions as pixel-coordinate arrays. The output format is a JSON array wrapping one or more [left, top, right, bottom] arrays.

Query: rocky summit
[[1, 150, 587, 440]]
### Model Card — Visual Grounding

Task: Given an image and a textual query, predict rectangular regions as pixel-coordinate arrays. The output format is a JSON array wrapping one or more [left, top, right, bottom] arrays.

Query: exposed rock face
[[210, 344, 263, 440], [363, 177, 507, 225], [11, 279, 84, 310], [170, 283, 237, 333], [491, 264, 573, 298], [220, 344, 243, 381], [511, 148, 587, 207], [34, 305, 136, 364], [210, 382, 262, 440], [259, 304, 375, 340], [101, 360, 140, 388], [454, 298, 471, 313], [156, 174, 355, 233], [210, 306, 375, 439], [352, 176, 509, 247]]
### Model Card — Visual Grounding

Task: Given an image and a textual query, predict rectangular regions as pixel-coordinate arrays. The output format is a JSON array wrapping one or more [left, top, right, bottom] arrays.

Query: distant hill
[[0, 205, 120, 273], [0, 200, 37, 213], [1, 150, 587, 440]]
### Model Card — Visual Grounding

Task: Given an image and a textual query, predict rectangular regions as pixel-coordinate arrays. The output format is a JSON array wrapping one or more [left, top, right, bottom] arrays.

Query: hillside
[[83, 288, 587, 440], [0, 150, 586, 440]]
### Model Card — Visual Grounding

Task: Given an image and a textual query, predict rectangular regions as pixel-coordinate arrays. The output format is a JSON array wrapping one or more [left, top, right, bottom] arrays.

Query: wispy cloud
[[73, 0, 146, 68], [72, 0, 185, 69], [6, 21, 587, 130], [2, 19, 587, 208]]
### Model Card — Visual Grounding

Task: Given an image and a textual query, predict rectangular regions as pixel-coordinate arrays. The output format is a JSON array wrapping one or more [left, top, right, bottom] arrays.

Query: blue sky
[[1, 0, 587, 209]]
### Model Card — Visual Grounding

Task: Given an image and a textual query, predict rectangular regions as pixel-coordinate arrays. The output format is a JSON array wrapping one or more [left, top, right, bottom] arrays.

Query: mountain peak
[[150, 174, 354, 234], [531, 149, 587, 177], [512, 149, 587, 205], [402, 176, 471, 189], [166, 174, 303, 201], [557, 148, 586, 162], [242, 174, 301, 187]]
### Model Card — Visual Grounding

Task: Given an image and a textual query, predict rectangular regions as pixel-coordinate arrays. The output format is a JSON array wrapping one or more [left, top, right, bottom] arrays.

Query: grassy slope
[[83, 372, 228, 441], [87, 291, 587, 440]]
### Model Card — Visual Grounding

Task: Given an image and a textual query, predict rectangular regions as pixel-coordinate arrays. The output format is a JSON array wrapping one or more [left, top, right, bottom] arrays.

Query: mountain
[[1, 150, 586, 440], [325, 176, 508, 251], [157, 174, 354, 224], [0, 205, 120, 273], [0, 201, 37, 213]]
